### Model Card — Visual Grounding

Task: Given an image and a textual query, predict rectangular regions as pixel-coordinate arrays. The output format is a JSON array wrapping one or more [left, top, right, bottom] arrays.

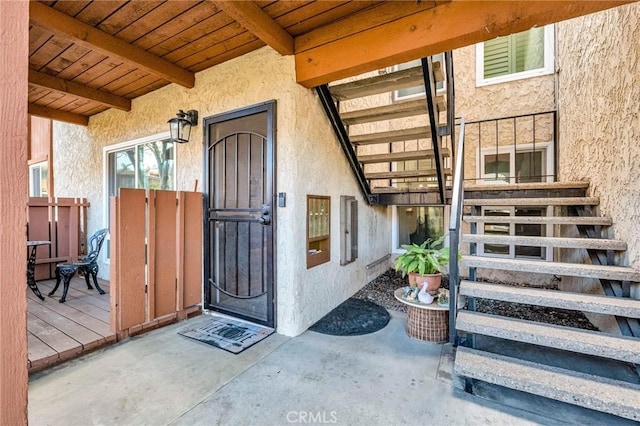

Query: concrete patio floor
[[28, 311, 625, 425]]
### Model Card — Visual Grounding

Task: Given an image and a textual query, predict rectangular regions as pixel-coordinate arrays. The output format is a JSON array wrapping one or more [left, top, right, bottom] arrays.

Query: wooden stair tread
[[461, 234, 627, 251], [341, 98, 445, 125], [455, 347, 640, 421], [329, 66, 424, 101], [366, 169, 452, 180], [457, 311, 640, 364], [463, 215, 612, 226], [465, 181, 590, 192], [459, 281, 640, 319], [358, 148, 450, 164], [461, 255, 640, 281], [464, 197, 599, 206], [351, 126, 431, 145]]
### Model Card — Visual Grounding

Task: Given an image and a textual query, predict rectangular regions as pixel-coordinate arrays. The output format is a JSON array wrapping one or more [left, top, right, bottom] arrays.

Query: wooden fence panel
[[151, 190, 178, 318], [27, 197, 87, 279], [182, 191, 203, 308], [114, 189, 146, 332], [112, 188, 203, 335]]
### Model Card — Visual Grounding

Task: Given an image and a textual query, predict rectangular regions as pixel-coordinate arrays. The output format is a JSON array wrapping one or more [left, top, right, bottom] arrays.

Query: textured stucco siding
[[53, 47, 390, 337], [556, 3, 640, 315], [453, 45, 556, 182]]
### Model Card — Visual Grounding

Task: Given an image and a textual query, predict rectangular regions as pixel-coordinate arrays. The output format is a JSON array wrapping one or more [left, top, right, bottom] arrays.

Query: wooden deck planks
[[27, 277, 115, 373]]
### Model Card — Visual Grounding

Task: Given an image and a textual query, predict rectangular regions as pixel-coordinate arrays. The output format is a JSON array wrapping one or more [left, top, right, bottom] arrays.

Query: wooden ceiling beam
[[29, 2, 195, 88], [29, 69, 131, 111], [295, 0, 633, 88], [214, 1, 294, 55], [28, 104, 89, 126]]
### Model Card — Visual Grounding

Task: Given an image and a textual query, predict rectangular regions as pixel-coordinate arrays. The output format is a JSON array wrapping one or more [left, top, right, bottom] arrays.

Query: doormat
[[178, 315, 274, 354], [308, 298, 390, 336]]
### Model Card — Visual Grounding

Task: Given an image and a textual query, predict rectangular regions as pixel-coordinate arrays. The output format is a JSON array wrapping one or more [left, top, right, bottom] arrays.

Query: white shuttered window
[[476, 25, 554, 86]]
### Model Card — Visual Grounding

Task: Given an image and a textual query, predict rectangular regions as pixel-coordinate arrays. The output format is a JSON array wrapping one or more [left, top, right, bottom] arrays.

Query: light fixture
[[168, 109, 198, 144]]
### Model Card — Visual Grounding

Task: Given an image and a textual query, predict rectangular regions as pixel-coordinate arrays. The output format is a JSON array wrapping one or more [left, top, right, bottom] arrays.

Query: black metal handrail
[[464, 110, 557, 184], [448, 116, 466, 345]]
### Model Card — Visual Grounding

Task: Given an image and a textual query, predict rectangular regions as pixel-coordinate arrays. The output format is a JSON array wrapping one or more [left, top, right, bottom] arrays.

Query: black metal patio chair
[[49, 228, 108, 303]]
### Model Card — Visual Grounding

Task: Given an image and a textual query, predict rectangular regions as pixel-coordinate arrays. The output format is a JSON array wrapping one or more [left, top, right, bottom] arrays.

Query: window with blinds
[[476, 25, 553, 86]]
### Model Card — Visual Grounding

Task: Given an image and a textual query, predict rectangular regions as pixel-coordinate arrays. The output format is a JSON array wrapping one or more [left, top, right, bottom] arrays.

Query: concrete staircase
[[454, 181, 640, 421], [326, 58, 450, 196]]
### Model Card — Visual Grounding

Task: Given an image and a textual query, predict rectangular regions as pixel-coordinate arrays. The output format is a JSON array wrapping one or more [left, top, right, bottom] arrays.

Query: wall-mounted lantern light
[[168, 109, 198, 144]]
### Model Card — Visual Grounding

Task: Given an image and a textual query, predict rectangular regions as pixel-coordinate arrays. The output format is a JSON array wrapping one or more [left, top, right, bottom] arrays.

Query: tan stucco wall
[[556, 3, 640, 319], [453, 44, 557, 182], [54, 47, 390, 337]]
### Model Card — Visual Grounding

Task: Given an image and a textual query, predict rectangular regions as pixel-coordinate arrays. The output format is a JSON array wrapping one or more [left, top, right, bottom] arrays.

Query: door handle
[[258, 204, 271, 225]]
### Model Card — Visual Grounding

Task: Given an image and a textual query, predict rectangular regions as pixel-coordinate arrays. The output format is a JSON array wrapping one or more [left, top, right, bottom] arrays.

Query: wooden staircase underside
[[326, 60, 450, 202]]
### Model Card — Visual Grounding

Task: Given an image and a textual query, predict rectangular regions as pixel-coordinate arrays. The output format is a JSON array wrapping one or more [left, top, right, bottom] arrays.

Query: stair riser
[[456, 314, 640, 364], [461, 235, 627, 251], [459, 281, 640, 319], [464, 197, 599, 207], [461, 257, 640, 282], [463, 216, 612, 226], [455, 348, 640, 422]]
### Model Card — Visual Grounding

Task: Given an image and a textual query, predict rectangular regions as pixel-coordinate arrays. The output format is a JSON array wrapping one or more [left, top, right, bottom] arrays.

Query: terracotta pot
[[408, 272, 442, 292]]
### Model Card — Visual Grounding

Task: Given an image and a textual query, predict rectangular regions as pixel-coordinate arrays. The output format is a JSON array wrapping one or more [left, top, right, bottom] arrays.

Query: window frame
[[340, 195, 358, 265], [477, 141, 554, 185], [476, 25, 555, 87], [102, 131, 177, 263], [391, 205, 449, 253], [306, 195, 331, 269], [392, 54, 447, 102], [29, 161, 48, 197], [477, 206, 553, 260]]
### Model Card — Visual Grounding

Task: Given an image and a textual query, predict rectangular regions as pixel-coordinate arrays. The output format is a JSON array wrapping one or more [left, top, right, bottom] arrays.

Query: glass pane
[[397, 206, 444, 247], [39, 163, 48, 197], [514, 27, 545, 73], [483, 209, 510, 255], [109, 148, 135, 197], [137, 141, 175, 190], [484, 153, 510, 182], [515, 151, 543, 183], [515, 207, 545, 258]]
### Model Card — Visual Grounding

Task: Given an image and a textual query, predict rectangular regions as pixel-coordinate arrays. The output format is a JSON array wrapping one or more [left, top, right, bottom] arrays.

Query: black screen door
[[203, 101, 275, 327]]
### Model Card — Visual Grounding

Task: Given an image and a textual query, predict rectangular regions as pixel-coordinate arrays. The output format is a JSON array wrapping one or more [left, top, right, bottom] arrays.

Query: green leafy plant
[[394, 235, 450, 277]]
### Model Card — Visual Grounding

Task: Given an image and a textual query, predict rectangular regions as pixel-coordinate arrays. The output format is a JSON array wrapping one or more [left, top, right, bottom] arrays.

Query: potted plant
[[394, 235, 450, 292]]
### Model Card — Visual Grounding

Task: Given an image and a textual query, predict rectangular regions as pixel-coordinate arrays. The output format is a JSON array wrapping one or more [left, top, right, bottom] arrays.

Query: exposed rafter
[[295, 0, 633, 87], [28, 104, 89, 126], [214, 1, 294, 55], [29, 2, 195, 88], [29, 70, 131, 111]]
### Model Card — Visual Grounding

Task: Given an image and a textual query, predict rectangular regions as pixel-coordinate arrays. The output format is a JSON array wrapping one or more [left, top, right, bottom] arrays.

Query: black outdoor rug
[[308, 298, 390, 336], [178, 314, 274, 354]]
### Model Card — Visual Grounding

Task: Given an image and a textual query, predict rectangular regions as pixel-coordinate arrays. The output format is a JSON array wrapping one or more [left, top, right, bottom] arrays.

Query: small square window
[[307, 195, 330, 268], [476, 25, 554, 87]]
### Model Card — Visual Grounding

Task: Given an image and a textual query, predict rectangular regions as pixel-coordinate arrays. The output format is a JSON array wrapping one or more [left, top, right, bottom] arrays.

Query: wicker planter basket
[[406, 306, 449, 343]]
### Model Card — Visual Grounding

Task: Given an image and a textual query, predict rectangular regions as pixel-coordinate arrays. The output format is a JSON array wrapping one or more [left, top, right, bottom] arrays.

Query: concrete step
[[461, 255, 640, 282], [462, 234, 626, 251], [455, 347, 640, 422], [465, 181, 590, 192], [351, 126, 431, 145], [329, 66, 424, 101], [459, 280, 640, 319], [366, 169, 452, 180], [463, 215, 612, 226], [358, 148, 450, 164], [464, 197, 599, 207], [457, 311, 640, 364], [341, 98, 445, 125]]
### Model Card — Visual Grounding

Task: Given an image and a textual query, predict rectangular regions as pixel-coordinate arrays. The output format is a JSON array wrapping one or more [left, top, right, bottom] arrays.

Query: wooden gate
[[110, 188, 202, 337], [27, 197, 89, 280]]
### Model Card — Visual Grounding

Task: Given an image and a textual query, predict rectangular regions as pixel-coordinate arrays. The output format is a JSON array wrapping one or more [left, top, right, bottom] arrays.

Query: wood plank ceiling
[[28, 0, 632, 126]]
